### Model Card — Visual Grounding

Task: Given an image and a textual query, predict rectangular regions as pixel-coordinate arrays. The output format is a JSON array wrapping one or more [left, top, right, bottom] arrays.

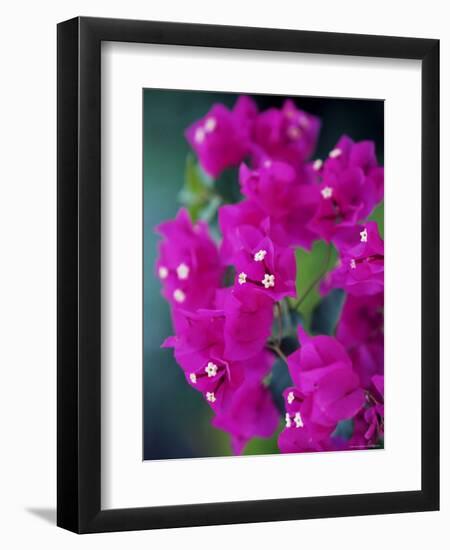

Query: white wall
[[0, 1, 447, 548]]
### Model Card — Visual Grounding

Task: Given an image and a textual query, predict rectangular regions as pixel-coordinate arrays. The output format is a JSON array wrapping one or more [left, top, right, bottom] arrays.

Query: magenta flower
[[239, 160, 306, 219], [223, 285, 274, 361], [185, 96, 257, 178], [156, 208, 223, 311], [323, 221, 384, 296], [163, 296, 274, 410], [336, 293, 384, 387], [219, 195, 318, 256], [305, 364, 365, 427], [287, 328, 365, 427], [363, 406, 384, 443], [268, 186, 319, 250], [278, 387, 334, 453], [309, 167, 368, 240], [348, 342, 384, 392], [278, 423, 331, 453], [251, 99, 321, 168], [371, 373, 384, 400], [230, 222, 297, 300], [213, 379, 280, 454], [163, 308, 227, 376], [279, 329, 365, 453], [308, 136, 384, 239], [352, 375, 384, 445], [155, 97, 384, 456], [321, 135, 384, 211], [239, 160, 319, 249], [162, 308, 240, 411], [218, 200, 266, 264], [287, 327, 350, 385], [336, 293, 383, 348]]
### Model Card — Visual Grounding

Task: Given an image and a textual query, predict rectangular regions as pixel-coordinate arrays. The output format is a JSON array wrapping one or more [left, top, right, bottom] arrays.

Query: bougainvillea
[[156, 95, 384, 455]]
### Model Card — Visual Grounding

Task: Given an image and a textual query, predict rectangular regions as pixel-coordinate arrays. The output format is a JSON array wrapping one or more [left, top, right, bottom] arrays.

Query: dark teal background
[[143, 89, 384, 460]]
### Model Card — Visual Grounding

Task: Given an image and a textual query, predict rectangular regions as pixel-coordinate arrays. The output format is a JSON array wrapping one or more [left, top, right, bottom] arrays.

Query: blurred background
[[143, 89, 384, 460]]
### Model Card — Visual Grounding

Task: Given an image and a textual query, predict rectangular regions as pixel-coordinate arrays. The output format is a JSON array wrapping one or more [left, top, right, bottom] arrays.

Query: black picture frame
[[57, 16, 439, 533]]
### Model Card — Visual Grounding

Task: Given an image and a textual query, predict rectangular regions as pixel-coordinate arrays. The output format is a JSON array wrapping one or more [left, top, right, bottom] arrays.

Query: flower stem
[[292, 243, 333, 311], [275, 302, 283, 345], [268, 343, 289, 365]]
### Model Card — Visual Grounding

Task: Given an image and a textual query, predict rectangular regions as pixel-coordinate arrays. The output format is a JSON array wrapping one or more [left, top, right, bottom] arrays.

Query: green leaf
[[332, 419, 354, 440], [242, 421, 283, 456], [287, 308, 303, 338], [268, 356, 293, 414], [369, 200, 384, 239], [185, 154, 212, 193], [279, 336, 300, 357], [180, 154, 213, 221], [292, 241, 337, 329], [180, 156, 242, 222], [272, 301, 302, 342], [214, 166, 242, 204], [199, 195, 222, 223], [311, 288, 345, 336]]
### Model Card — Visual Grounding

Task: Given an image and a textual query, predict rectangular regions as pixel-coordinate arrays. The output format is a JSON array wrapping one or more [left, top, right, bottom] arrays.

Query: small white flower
[[350, 258, 356, 269], [360, 228, 368, 243], [173, 289, 186, 303], [204, 117, 217, 133], [321, 186, 333, 199], [329, 148, 342, 158], [238, 272, 247, 285], [313, 159, 323, 171], [176, 263, 190, 280], [262, 273, 275, 289], [158, 266, 169, 279], [194, 127, 206, 143], [287, 391, 295, 405], [189, 373, 197, 384], [206, 392, 216, 403], [287, 125, 301, 140], [285, 413, 292, 428], [285, 109, 296, 119], [294, 411, 304, 428], [205, 362, 218, 378], [254, 249, 267, 262]]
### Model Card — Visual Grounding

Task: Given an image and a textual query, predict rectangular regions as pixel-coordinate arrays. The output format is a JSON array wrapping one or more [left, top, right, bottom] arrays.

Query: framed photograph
[[57, 16, 439, 533]]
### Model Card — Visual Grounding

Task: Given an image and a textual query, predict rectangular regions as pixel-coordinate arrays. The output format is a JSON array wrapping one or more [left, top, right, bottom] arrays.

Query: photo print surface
[[143, 90, 384, 460]]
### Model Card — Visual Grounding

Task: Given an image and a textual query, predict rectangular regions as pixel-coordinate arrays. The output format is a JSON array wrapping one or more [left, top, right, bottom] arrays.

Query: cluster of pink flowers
[[156, 96, 384, 454]]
